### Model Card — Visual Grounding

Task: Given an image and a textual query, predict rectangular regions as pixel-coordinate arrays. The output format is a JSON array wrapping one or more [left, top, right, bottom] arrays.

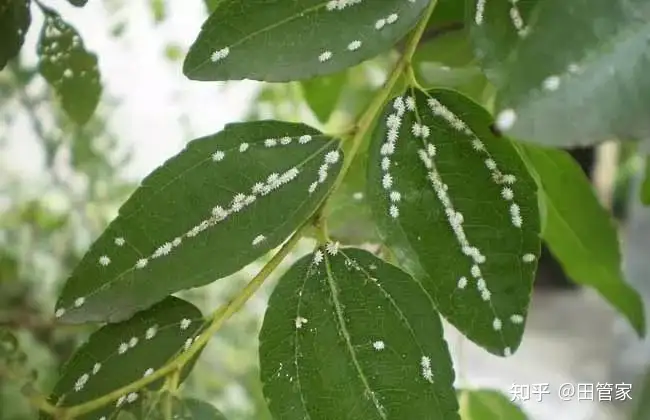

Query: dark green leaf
[[45, 297, 205, 420], [367, 88, 541, 356], [141, 394, 227, 419], [260, 247, 459, 420], [641, 156, 650, 206], [203, 0, 220, 14], [55, 121, 343, 324], [301, 70, 348, 124], [459, 389, 528, 420], [470, 0, 650, 147], [183, 0, 430, 82], [0, 0, 31, 70], [518, 144, 646, 336], [37, 7, 102, 125], [427, 0, 464, 28], [67, 0, 88, 6]]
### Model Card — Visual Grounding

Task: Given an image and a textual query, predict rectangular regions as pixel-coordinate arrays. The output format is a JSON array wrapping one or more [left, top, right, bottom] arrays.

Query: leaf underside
[[55, 121, 343, 324], [183, 0, 430, 82], [518, 144, 645, 337], [260, 247, 459, 420], [37, 6, 102, 125], [470, 0, 650, 146], [44, 297, 205, 420], [0, 0, 31, 70], [367, 88, 541, 356]]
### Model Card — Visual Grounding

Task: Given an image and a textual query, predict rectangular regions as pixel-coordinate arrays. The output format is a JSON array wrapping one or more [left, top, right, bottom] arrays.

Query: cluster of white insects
[[55, 134, 335, 318], [474, 0, 529, 37], [378, 95, 418, 220], [68, 317, 197, 416], [376, 93, 535, 356], [309, 150, 341, 194]]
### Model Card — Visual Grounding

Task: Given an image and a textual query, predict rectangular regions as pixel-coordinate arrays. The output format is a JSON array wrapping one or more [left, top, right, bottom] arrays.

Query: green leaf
[[470, 0, 650, 147], [141, 394, 227, 419], [0, 0, 31, 70], [367, 88, 541, 356], [459, 389, 528, 420], [428, 0, 464, 28], [301, 70, 348, 124], [45, 297, 205, 420], [203, 0, 220, 14], [55, 121, 343, 324], [149, 0, 166, 24], [37, 6, 102, 125], [517, 144, 646, 336], [183, 0, 431, 82], [66, 0, 88, 6], [259, 247, 459, 420], [641, 156, 650, 206]]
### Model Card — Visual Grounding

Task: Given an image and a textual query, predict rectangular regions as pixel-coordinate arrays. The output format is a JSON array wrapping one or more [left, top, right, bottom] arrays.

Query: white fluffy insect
[[347, 40, 362, 51], [295, 317, 308, 329], [318, 50, 333, 62]]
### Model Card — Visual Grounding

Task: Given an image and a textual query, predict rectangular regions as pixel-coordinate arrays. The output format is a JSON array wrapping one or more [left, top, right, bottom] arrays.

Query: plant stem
[[33, 3, 439, 418]]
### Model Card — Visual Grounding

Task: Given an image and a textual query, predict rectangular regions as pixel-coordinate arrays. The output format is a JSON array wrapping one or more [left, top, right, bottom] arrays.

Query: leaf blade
[[45, 297, 205, 420], [471, 0, 650, 146], [259, 247, 459, 420], [183, 0, 430, 82], [0, 0, 31, 70], [518, 144, 646, 336], [37, 7, 102, 125], [55, 121, 343, 324], [367, 88, 541, 356]]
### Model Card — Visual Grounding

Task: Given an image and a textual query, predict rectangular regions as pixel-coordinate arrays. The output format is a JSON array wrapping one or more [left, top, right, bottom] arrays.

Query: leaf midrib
[[75, 141, 341, 316], [98, 148, 342, 319], [339, 250, 447, 419], [121, 135, 335, 218], [323, 253, 387, 420], [409, 88, 508, 348]]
